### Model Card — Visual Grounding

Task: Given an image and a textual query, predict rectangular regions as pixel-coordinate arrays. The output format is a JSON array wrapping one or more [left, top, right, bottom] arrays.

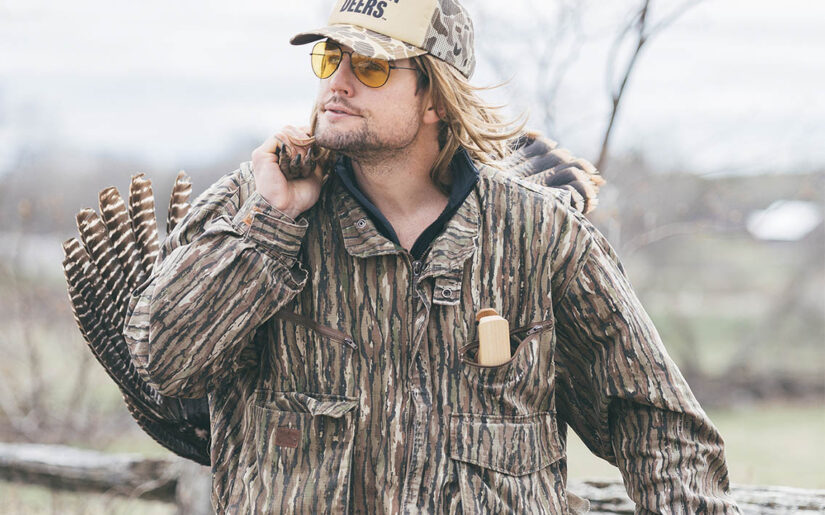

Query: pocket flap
[[302, 394, 358, 417], [254, 391, 358, 418], [449, 412, 562, 476]]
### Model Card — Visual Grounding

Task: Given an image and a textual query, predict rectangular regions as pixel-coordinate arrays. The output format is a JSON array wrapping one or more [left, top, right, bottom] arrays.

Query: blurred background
[[1, 0, 823, 512]]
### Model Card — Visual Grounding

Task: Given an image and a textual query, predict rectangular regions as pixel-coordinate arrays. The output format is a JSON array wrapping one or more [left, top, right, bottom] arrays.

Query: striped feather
[[166, 170, 192, 234], [62, 238, 164, 415], [129, 174, 160, 276], [503, 131, 605, 214], [98, 187, 145, 292], [62, 239, 92, 343], [76, 209, 130, 329]]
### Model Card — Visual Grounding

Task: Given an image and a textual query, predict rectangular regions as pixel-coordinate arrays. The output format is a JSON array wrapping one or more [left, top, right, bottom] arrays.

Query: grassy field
[[0, 487, 174, 515]]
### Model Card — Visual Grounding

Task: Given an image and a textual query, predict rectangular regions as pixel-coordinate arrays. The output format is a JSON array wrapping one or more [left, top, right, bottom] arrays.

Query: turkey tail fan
[[167, 171, 192, 234], [504, 130, 605, 215], [63, 173, 210, 466]]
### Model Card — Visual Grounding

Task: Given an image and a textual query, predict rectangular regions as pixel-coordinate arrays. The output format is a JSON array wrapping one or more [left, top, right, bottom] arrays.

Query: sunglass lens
[[351, 54, 390, 88], [311, 41, 340, 79]]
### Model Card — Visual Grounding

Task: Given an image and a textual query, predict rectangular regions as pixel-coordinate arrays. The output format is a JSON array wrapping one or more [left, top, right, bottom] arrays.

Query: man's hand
[[251, 126, 324, 220]]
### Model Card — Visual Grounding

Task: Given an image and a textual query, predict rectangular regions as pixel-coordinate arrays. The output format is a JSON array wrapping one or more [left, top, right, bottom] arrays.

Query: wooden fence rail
[[1, 442, 823, 514]]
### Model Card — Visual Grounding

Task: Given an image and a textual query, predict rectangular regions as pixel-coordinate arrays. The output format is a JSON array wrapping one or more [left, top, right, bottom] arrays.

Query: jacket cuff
[[233, 191, 308, 268]]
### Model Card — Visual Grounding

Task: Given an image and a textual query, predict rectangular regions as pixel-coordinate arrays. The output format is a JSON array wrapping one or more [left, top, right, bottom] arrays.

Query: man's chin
[[315, 127, 368, 153]]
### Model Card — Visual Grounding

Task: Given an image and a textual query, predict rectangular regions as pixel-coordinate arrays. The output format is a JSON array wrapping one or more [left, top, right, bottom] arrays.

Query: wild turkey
[[61, 132, 604, 466]]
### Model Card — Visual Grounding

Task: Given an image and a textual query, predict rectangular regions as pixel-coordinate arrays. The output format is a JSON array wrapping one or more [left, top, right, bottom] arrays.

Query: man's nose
[[328, 53, 355, 96]]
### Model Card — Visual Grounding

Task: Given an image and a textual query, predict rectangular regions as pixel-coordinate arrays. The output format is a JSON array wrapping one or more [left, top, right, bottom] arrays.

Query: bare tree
[[474, 0, 705, 175], [598, 0, 706, 171]]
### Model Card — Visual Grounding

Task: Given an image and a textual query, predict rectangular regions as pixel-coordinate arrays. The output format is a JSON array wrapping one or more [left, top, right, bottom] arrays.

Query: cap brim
[[290, 24, 427, 61]]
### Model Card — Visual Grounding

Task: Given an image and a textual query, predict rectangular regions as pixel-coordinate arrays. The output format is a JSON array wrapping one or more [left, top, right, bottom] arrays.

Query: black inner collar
[[334, 148, 480, 260]]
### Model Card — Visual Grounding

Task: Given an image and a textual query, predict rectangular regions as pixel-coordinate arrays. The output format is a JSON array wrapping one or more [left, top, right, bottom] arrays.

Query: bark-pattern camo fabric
[[124, 161, 740, 513]]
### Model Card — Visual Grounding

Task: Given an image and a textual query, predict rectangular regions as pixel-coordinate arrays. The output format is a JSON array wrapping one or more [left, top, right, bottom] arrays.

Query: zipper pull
[[526, 321, 553, 336]]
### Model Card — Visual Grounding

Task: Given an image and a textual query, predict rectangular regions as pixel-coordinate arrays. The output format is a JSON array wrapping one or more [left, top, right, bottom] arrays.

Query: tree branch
[[597, 0, 705, 172]]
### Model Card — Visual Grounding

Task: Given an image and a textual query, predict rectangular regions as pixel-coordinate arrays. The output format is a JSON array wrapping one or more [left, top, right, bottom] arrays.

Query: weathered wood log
[[728, 484, 825, 514], [0, 442, 176, 500], [568, 479, 825, 514], [1, 442, 823, 514], [0, 442, 211, 514]]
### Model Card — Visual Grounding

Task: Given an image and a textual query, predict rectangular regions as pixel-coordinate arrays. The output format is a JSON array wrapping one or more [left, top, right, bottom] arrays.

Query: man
[[124, 0, 740, 512]]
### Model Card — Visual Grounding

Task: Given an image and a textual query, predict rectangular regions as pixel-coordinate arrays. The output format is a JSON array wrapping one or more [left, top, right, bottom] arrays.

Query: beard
[[315, 121, 382, 155], [314, 105, 423, 161]]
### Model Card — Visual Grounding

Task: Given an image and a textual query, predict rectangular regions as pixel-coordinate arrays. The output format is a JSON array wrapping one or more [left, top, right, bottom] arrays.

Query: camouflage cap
[[291, 0, 476, 78]]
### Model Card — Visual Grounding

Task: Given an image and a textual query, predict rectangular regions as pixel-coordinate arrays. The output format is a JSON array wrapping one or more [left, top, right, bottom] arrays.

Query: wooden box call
[[475, 308, 511, 366]]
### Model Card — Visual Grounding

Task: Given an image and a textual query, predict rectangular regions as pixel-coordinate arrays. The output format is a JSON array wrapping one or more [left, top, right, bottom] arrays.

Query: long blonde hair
[[307, 54, 525, 194]]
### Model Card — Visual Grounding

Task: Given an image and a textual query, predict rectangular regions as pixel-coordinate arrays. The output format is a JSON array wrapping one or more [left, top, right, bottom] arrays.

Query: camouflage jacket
[[124, 160, 739, 514]]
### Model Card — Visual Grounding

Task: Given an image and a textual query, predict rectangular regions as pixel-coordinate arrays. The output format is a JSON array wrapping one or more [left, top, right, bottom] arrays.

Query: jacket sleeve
[[551, 209, 740, 513], [123, 162, 309, 399]]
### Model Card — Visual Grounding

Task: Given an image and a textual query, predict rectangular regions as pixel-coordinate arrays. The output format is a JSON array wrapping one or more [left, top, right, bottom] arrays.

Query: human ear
[[422, 96, 443, 125]]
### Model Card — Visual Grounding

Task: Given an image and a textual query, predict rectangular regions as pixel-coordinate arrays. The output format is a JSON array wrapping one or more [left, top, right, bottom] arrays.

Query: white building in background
[[746, 200, 823, 241]]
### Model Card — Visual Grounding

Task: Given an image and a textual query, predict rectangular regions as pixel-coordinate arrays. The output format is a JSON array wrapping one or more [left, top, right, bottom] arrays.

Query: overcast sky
[[1, 0, 824, 176]]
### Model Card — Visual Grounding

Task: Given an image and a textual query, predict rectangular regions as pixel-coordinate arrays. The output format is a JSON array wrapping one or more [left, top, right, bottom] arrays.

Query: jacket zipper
[[400, 254, 421, 509], [511, 318, 555, 337], [275, 310, 356, 349]]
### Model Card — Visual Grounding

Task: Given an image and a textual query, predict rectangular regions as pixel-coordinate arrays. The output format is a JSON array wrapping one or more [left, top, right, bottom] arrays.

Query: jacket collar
[[333, 172, 480, 280]]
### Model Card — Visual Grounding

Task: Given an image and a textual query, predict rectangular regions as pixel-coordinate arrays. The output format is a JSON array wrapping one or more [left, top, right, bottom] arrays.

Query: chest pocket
[[267, 310, 357, 397], [456, 318, 556, 415]]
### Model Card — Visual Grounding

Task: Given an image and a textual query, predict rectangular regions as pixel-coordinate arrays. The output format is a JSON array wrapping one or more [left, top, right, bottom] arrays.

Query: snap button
[[355, 218, 367, 229], [442, 288, 453, 298]]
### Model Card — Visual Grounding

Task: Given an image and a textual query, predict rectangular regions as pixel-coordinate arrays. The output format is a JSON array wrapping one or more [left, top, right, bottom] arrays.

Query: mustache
[[321, 97, 361, 115]]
